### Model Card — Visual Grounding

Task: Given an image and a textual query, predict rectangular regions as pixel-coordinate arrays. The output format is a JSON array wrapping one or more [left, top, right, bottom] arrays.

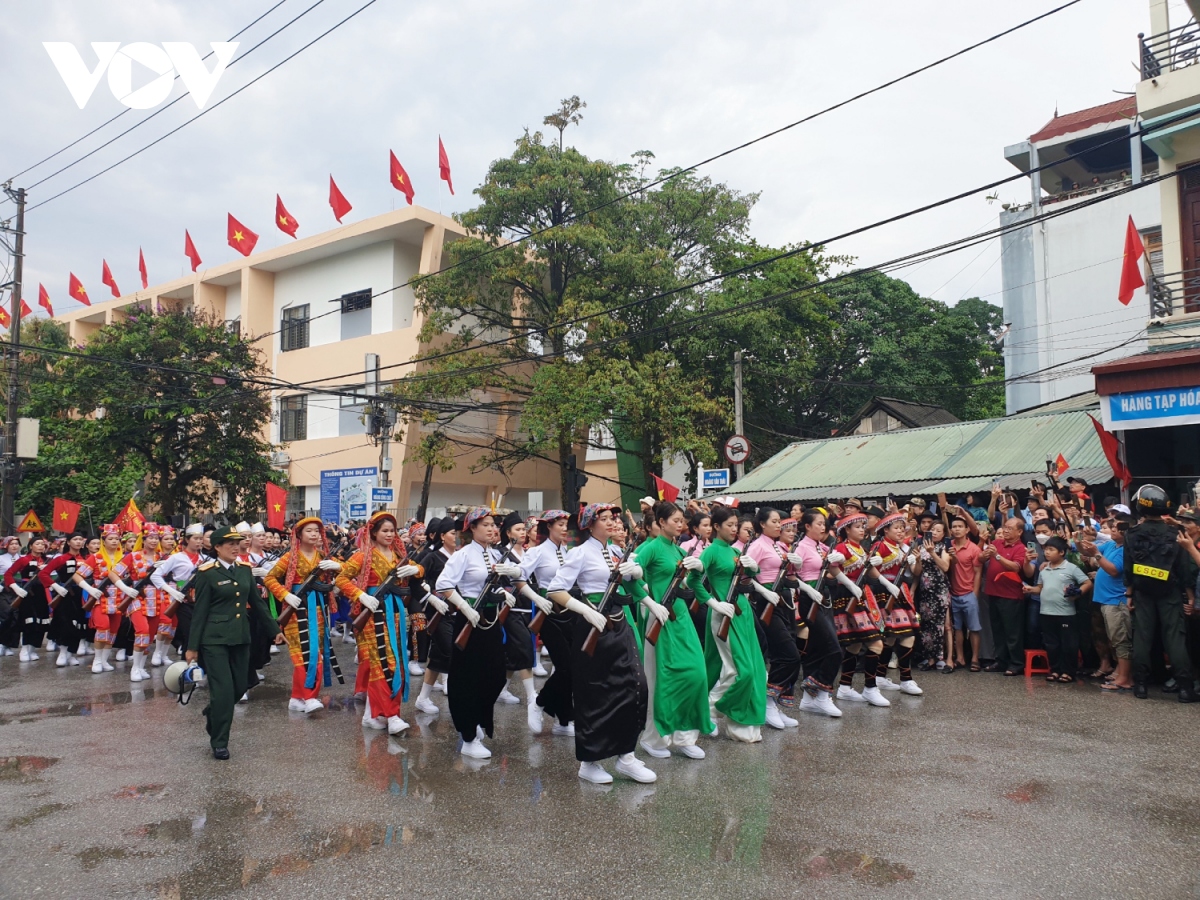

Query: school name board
[[1103, 386, 1200, 431]]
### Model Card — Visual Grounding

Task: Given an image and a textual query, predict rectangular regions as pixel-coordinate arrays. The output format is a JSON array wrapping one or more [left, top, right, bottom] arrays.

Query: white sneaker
[[677, 744, 705, 759], [151, 644, 164, 667], [100, 649, 114, 672], [615, 753, 657, 784], [408, 660, 425, 676], [361, 714, 387, 730], [540, 645, 550, 657], [92, 655, 105, 674], [800, 690, 843, 717], [578, 761, 612, 784], [552, 722, 575, 736], [527, 703, 543, 734], [269, 644, 279, 655], [877, 677, 901, 692], [387, 715, 409, 735], [303, 698, 324, 714], [18, 645, 32, 662], [46, 640, 56, 652], [639, 740, 671, 759], [780, 710, 799, 727], [288, 698, 306, 712], [68, 653, 81, 667], [861, 686, 891, 707], [461, 738, 491, 759], [56, 648, 70, 667], [415, 696, 440, 715], [837, 685, 864, 702], [898, 679, 924, 695], [497, 687, 521, 705], [130, 667, 147, 683], [76, 641, 92, 656], [130, 651, 147, 681], [432, 677, 448, 694], [238, 692, 250, 703], [532, 663, 549, 677], [115, 648, 126, 662], [764, 703, 788, 730]]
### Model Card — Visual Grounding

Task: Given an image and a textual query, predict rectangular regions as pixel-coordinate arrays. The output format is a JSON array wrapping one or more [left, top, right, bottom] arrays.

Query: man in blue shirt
[[1080, 514, 1132, 691]]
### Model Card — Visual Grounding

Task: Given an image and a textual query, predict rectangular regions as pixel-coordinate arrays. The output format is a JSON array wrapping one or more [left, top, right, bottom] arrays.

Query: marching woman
[[870, 512, 924, 696], [434, 508, 520, 759], [74, 524, 138, 674], [5, 536, 51, 663], [413, 517, 455, 714], [696, 505, 767, 742], [151, 523, 205, 660], [496, 512, 541, 729], [744, 508, 801, 730], [830, 511, 891, 707], [41, 532, 90, 667], [788, 510, 844, 717], [405, 519, 428, 677], [514, 509, 575, 736], [335, 511, 422, 736], [0, 536, 24, 656], [546, 503, 656, 785], [112, 523, 165, 683], [630, 501, 715, 759], [263, 517, 343, 714]]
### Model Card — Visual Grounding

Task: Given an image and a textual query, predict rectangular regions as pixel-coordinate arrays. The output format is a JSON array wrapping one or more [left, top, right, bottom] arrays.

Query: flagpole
[[1117, 429, 1131, 506]]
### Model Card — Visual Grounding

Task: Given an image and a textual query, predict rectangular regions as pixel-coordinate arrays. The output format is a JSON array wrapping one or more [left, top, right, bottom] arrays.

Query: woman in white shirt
[[0, 536, 22, 656]]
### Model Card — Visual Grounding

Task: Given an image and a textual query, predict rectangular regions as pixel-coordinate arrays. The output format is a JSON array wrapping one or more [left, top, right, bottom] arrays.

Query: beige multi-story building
[[57, 205, 621, 523]]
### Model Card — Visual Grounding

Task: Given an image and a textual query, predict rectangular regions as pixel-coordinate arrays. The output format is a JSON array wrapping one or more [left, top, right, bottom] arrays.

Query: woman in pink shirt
[[745, 508, 801, 730], [789, 510, 844, 717]]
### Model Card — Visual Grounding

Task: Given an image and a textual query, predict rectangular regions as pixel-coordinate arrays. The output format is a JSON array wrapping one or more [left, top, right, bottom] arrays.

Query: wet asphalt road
[[1, 644, 1198, 900]]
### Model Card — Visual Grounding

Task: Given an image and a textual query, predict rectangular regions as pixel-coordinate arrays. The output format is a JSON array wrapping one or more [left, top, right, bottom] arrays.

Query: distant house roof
[[1029, 97, 1137, 144], [847, 396, 960, 431], [730, 407, 1112, 504]]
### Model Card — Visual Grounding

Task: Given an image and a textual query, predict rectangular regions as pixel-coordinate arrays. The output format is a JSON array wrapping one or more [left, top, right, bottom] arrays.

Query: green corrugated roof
[[731, 407, 1113, 503]]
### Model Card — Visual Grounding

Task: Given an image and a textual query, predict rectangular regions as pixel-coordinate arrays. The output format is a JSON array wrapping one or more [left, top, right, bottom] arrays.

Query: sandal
[[941, 664, 955, 674], [1100, 682, 1131, 693], [969, 664, 981, 673], [1046, 673, 1058, 682], [1058, 674, 1075, 683], [1088, 669, 1114, 679]]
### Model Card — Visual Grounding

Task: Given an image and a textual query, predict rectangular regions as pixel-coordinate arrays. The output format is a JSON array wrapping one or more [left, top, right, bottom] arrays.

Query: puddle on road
[[0, 690, 158, 724], [799, 846, 916, 885], [114, 783, 168, 799], [7, 801, 66, 829], [128, 817, 198, 842], [1003, 780, 1049, 803], [0, 755, 60, 781]]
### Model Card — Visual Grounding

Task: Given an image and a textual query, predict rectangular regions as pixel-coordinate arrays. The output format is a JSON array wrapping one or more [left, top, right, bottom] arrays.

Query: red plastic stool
[[1025, 649, 1050, 676]]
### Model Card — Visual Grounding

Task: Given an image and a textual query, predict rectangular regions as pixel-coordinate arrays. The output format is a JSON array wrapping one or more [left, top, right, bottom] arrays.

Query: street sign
[[371, 487, 395, 503], [724, 434, 751, 466], [702, 468, 730, 490]]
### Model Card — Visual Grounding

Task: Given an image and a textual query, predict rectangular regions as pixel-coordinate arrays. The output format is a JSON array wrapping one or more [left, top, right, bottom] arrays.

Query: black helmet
[[1134, 484, 1172, 516]]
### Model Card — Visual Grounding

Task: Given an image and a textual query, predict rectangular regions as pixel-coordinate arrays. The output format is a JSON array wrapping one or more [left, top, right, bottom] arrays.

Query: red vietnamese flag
[[38, 284, 53, 317], [652, 474, 680, 504], [227, 214, 259, 257], [0, 304, 10, 329], [68, 272, 90, 306], [138, 247, 148, 289], [1118, 215, 1146, 306], [265, 482, 288, 530], [52, 497, 81, 533], [329, 175, 352, 223], [275, 194, 299, 238], [389, 151, 415, 205], [184, 230, 202, 272], [1054, 453, 1069, 477], [438, 136, 454, 195], [19, 299, 32, 319], [101, 259, 120, 298], [1088, 414, 1133, 488]]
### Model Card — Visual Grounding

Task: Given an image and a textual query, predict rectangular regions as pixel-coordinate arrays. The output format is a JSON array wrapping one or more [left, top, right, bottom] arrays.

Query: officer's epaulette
[[237, 559, 252, 566], [197, 560, 217, 571]]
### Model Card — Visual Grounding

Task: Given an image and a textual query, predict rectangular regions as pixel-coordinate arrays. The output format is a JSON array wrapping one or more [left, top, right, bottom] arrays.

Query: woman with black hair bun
[[744, 507, 801, 729]]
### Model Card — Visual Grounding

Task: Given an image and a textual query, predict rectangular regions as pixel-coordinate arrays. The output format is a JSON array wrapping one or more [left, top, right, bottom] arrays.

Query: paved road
[[1, 646, 1197, 899]]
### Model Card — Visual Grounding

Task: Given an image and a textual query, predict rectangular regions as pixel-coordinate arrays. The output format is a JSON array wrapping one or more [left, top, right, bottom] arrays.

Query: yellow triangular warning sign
[[17, 509, 44, 533]]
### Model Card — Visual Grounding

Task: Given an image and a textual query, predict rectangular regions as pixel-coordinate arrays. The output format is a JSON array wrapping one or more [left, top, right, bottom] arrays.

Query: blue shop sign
[[1105, 386, 1200, 431]]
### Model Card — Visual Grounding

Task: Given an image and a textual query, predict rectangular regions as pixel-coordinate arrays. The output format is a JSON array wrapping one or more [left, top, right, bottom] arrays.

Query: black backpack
[[1127, 527, 1180, 597]]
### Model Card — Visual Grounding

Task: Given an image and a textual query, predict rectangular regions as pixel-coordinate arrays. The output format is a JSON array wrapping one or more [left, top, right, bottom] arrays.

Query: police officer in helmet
[[1124, 485, 1196, 702]]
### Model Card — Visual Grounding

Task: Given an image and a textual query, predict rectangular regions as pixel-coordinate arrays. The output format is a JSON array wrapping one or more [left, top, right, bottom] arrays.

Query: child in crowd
[[1023, 536, 1092, 683]]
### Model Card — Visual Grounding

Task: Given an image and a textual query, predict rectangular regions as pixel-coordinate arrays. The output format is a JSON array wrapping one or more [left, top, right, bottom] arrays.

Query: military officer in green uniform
[[185, 527, 282, 759]]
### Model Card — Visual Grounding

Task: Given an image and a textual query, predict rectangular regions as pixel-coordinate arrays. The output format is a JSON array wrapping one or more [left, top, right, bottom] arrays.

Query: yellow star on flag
[[273, 503, 282, 512], [278, 215, 289, 226], [395, 173, 405, 184], [233, 230, 245, 242], [77, 285, 86, 294], [60, 511, 68, 520]]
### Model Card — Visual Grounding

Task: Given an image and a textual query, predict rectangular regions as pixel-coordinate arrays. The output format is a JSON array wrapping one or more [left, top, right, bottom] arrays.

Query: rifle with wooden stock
[[759, 537, 801, 626], [581, 561, 626, 657], [81, 573, 112, 613], [161, 570, 199, 619], [277, 564, 334, 627], [351, 563, 408, 632], [453, 567, 512, 651], [716, 560, 746, 641], [644, 560, 686, 647], [843, 552, 873, 617]]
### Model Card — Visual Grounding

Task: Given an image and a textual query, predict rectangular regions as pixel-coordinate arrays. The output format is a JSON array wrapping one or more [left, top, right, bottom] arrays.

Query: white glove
[[880, 578, 901, 598], [796, 580, 823, 603], [501, 589, 517, 607], [251, 567, 270, 578], [739, 555, 758, 573], [642, 598, 670, 625], [681, 556, 703, 571], [520, 584, 553, 615], [786, 552, 804, 567], [618, 559, 643, 580], [395, 564, 420, 579], [826, 551, 845, 566], [565, 597, 606, 632], [836, 571, 863, 599], [164, 586, 185, 603], [359, 594, 380, 613], [750, 580, 780, 605], [869, 555, 883, 568], [425, 593, 450, 615], [318, 559, 342, 572], [118, 583, 139, 599], [50, 583, 68, 598], [493, 562, 522, 579], [707, 599, 736, 619], [446, 590, 480, 628], [83, 583, 103, 599], [10, 583, 27, 599], [906, 554, 917, 568], [284, 593, 303, 610]]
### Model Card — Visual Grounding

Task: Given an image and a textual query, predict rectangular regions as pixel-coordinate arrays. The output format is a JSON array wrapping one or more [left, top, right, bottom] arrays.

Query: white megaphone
[[163, 660, 207, 705]]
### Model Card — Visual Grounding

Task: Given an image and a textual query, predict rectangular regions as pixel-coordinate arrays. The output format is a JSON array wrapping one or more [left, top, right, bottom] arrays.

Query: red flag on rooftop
[[275, 194, 299, 238], [329, 175, 352, 223], [101, 259, 120, 298], [138, 247, 148, 289], [38, 284, 53, 317], [184, 230, 202, 272], [389, 151, 414, 205], [438, 136, 454, 195], [653, 474, 679, 504], [69, 272, 90, 306], [266, 482, 287, 531], [1088, 414, 1133, 488], [52, 497, 81, 533], [227, 214, 259, 257], [1118, 215, 1145, 306]]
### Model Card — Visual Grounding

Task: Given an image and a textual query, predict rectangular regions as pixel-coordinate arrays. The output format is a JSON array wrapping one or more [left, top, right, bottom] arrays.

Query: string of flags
[[20, 140, 456, 321]]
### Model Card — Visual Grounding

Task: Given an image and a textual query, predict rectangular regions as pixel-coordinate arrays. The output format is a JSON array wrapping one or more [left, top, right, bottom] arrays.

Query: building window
[[286, 486, 307, 516], [279, 395, 307, 442], [280, 304, 310, 351], [340, 289, 372, 313], [225, 317, 241, 335]]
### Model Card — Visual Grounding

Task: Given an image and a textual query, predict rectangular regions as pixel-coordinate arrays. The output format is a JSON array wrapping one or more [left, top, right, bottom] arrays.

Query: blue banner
[[1108, 387, 1200, 429], [319, 467, 378, 524]]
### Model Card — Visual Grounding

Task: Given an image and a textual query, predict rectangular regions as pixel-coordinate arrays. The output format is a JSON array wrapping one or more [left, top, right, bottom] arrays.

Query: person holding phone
[[983, 517, 1035, 675]]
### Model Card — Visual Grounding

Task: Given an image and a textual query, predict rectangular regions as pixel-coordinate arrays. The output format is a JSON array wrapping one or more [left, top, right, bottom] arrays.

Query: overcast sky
[[0, 0, 1154, 320]]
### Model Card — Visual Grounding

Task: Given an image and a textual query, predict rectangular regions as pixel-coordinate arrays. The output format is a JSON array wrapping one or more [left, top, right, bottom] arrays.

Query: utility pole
[[1, 186, 26, 534], [733, 349, 744, 481]]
